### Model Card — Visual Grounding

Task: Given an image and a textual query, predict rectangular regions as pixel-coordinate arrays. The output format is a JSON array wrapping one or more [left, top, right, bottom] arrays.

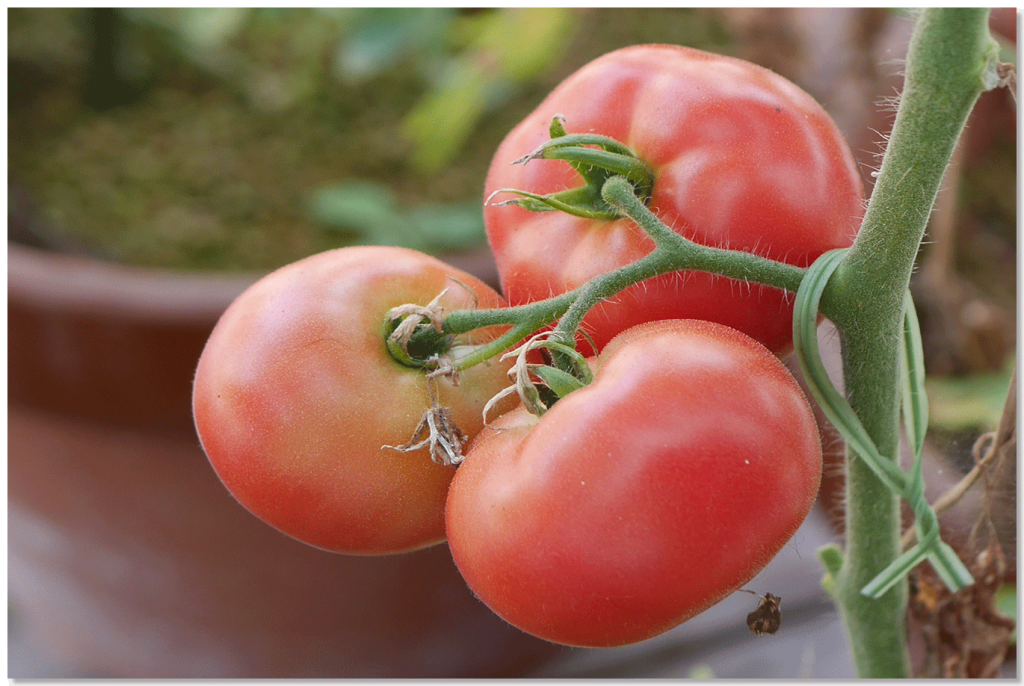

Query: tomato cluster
[[193, 45, 861, 647]]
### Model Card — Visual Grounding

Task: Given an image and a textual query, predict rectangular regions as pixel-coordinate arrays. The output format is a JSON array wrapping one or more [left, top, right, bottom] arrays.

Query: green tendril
[[793, 249, 973, 597]]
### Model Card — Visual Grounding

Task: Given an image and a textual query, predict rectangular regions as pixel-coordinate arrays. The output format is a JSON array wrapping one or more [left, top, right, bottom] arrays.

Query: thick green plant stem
[[823, 9, 1000, 678]]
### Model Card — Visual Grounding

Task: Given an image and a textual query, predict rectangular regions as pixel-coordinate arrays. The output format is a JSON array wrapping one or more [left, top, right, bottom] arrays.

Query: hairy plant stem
[[823, 9, 999, 678], [444, 176, 806, 370]]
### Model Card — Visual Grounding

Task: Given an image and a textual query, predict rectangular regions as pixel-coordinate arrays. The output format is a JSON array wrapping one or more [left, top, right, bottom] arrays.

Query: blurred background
[[8, 8, 1017, 678]]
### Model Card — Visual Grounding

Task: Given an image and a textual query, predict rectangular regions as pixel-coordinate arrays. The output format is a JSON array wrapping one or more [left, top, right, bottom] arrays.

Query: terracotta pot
[[8, 241, 554, 678]]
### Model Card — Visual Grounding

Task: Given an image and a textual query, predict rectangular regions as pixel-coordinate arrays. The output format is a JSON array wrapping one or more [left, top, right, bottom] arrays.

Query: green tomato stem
[[601, 176, 807, 295], [444, 175, 808, 370], [820, 8, 1000, 678]]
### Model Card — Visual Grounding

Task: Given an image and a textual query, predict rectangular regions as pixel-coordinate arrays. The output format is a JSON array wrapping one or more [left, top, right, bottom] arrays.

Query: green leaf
[[309, 182, 491, 252], [177, 8, 249, 49], [473, 8, 575, 82], [402, 9, 575, 173], [819, 543, 845, 579]]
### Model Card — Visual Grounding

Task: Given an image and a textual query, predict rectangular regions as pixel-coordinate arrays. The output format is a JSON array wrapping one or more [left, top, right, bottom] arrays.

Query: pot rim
[[8, 241, 500, 323], [8, 242, 260, 322]]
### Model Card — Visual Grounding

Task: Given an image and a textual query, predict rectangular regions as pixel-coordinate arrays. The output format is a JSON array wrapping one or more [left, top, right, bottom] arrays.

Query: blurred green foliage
[[402, 8, 575, 173], [994, 584, 1016, 644], [687, 665, 716, 678], [9, 7, 732, 270], [924, 359, 1015, 432], [120, 8, 574, 173], [307, 181, 485, 253]]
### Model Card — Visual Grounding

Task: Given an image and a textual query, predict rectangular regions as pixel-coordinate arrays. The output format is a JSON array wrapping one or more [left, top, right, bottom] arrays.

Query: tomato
[[193, 246, 513, 555], [445, 319, 822, 647], [484, 44, 864, 355]]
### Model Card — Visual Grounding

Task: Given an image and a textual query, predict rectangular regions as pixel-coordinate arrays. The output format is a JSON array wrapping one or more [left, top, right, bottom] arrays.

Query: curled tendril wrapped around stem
[[793, 249, 974, 597]]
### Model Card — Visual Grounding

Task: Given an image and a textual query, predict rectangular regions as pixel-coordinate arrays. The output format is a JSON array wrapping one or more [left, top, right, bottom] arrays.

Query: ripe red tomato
[[484, 44, 864, 355], [445, 319, 822, 647], [193, 246, 513, 555]]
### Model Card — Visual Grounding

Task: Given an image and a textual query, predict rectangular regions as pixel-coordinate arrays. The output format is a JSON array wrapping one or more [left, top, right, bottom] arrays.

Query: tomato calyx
[[486, 115, 654, 220], [385, 289, 458, 369], [483, 331, 593, 422]]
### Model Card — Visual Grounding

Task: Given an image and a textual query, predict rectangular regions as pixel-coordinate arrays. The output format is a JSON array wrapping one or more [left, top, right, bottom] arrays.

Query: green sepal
[[490, 187, 618, 220], [539, 338, 594, 386], [386, 335, 419, 368], [530, 365, 587, 398], [491, 115, 655, 220]]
